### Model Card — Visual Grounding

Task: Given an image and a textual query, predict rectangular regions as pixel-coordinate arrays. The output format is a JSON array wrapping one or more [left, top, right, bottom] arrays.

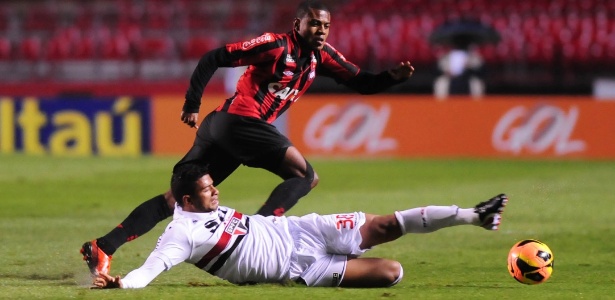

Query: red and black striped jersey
[[218, 31, 359, 123], [183, 30, 406, 124]]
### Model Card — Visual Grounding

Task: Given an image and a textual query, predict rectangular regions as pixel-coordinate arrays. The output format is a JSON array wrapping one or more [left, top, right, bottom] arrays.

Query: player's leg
[[291, 213, 401, 287], [255, 146, 319, 216], [224, 114, 318, 216], [359, 194, 509, 249], [80, 191, 173, 276], [340, 257, 403, 288]]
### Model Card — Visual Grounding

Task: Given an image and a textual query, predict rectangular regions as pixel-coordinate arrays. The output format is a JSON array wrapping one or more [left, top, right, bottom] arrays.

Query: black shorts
[[173, 111, 292, 184]]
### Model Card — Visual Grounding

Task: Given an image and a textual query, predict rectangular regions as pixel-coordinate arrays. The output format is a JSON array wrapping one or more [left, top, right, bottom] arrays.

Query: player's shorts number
[[335, 214, 356, 230]]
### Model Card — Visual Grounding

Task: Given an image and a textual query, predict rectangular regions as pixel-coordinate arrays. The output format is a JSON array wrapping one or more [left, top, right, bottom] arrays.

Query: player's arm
[[343, 65, 413, 95], [182, 47, 235, 127], [92, 255, 167, 289], [318, 45, 414, 94], [92, 222, 192, 289]]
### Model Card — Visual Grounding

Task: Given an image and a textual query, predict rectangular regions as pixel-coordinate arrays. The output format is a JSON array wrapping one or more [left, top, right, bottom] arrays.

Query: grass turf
[[0, 154, 613, 299]]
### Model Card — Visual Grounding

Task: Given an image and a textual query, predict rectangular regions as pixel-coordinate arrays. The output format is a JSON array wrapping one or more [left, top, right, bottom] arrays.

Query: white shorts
[[287, 212, 368, 287]]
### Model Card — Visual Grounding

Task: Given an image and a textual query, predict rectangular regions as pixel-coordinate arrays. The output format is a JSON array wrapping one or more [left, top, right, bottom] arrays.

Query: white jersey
[[121, 205, 293, 287]]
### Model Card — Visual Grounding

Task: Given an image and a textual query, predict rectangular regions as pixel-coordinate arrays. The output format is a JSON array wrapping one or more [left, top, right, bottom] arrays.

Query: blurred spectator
[[434, 44, 485, 99], [430, 20, 499, 99]]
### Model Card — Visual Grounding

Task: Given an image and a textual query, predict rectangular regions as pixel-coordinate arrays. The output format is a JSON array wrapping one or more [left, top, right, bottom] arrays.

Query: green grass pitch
[[1, 154, 613, 299]]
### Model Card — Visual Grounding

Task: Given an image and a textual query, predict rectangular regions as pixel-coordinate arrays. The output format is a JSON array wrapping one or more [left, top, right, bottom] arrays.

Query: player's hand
[[91, 273, 123, 289], [180, 111, 199, 129], [388, 61, 415, 80]]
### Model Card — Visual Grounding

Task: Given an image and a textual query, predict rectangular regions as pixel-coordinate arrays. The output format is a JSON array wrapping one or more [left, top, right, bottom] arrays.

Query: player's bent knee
[[388, 262, 404, 287], [311, 171, 319, 188], [373, 259, 403, 287], [381, 260, 403, 287]]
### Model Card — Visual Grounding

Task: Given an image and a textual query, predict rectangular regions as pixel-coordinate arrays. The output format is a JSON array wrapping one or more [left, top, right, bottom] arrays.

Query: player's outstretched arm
[[91, 255, 168, 289]]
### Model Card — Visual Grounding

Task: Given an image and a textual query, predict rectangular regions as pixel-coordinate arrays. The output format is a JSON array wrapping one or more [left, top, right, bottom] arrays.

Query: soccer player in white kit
[[93, 164, 508, 289]]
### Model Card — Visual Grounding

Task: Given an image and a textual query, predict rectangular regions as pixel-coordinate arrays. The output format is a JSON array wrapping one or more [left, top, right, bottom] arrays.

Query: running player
[[92, 163, 508, 289], [81, 0, 415, 277]]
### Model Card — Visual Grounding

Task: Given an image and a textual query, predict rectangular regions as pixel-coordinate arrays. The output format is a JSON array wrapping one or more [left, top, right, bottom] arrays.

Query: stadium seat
[[0, 38, 11, 60], [19, 37, 43, 61], [73, 36, 97, 60], [45, 36, 72, 61], [100, 35, 132, 60], [135, 36, 175, 60], [181, 36, 219, 60]]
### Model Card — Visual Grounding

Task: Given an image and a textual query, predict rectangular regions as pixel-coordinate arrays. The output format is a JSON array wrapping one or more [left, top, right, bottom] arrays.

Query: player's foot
[[80, 240, 112, 276], [474, 193, 508, 230]]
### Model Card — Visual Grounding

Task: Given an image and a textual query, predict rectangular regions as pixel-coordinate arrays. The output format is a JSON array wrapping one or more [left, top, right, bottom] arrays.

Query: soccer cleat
[[80, 240, 112, 276], [474, 193, 508, 230]]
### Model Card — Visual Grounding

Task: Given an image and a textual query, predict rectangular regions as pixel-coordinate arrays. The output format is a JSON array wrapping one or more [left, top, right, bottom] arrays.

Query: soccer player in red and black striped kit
[[80, 0, 415, 277]]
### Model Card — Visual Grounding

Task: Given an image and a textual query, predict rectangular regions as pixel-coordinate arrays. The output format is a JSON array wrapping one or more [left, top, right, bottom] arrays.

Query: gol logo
[[492, 104, 586, 155], [303, 103, 397, 153]]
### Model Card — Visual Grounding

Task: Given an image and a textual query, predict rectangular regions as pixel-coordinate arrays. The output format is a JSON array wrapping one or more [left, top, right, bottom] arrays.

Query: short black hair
[[296, 0, 329, 18], [171, 164, 210, 207]]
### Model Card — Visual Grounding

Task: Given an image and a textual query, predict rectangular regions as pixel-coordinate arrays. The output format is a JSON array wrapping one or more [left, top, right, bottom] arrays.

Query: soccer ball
[[507, 239, 554, 285]]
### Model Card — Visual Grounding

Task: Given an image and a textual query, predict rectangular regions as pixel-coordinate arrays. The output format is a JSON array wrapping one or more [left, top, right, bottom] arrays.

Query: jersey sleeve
[[120, 222, 192, 289], [184, 47, 234, 113], [318, 44, 407, 94], [317, 44, 360, 82], [149, 221, 193, 269], [120, 256, 167, 289], [224, 33, 285, 67]]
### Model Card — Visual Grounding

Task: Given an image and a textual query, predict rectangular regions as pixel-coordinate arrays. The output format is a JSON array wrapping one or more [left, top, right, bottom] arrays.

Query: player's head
[[294, 0, 330, 50], [171, 164, 219, 212]]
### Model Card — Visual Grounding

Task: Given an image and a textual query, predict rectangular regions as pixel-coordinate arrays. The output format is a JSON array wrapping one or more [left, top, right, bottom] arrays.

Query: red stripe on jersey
[[194, 211, 244, 270]]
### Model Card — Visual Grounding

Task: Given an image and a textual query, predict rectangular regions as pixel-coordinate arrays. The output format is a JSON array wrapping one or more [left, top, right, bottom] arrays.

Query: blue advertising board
[[0, 96, 151, 156]]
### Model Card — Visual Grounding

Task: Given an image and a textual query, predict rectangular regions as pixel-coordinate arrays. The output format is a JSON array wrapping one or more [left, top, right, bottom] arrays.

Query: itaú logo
[[303, 103, 397, 153], [492, 105, 586, 155]]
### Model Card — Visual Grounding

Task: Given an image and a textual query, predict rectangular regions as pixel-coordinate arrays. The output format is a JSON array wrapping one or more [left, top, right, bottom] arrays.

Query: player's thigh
[[174, 143, 240, 186], [293, 212, 368, 256], [341, 257, 402, 288]]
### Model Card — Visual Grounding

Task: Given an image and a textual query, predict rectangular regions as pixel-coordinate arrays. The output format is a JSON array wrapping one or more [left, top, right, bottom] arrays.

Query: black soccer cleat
[[80, 240, 112, 276], [474, 193, 508, 230]]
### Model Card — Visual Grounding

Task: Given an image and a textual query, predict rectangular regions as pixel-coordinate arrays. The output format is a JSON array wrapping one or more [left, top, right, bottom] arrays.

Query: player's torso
[[184, 207, 249, 271], [218, 33, 319, 123], [186, 207, 294, 284]]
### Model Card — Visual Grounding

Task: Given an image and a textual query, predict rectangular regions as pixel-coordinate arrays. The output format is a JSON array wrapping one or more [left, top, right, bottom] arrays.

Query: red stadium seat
[[100, 36, 132, 60], [19, 37, 43, 61], [23, 9, 57, 32], [0, 38, 11, 60], [182, 36, 219, 59], [45, 36, 72, 61], [73, 36, 97, 60], [135, 36, 175, 60]]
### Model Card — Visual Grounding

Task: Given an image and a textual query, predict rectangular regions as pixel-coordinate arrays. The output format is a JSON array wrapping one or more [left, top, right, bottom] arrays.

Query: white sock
[[394, 205, 478, 234]]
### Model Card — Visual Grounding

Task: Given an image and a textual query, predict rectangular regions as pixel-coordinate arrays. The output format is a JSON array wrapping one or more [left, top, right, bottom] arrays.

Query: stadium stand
[[0, 0, 614, 94]]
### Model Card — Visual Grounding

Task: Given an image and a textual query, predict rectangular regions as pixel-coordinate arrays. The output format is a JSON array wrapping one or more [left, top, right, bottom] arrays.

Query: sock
[[393, 205, 478, 234], [255, 177, 311, 216], [96, 194, 172, 255]]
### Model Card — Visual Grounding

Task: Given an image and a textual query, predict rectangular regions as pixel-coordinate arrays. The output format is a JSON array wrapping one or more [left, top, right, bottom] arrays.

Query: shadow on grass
[[0, 272, 77, 286]]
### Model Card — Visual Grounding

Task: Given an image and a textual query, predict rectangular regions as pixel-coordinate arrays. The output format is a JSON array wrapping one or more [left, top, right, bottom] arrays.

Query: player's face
[[190, 174, 219, 212], [295, 9, 330, 50]]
